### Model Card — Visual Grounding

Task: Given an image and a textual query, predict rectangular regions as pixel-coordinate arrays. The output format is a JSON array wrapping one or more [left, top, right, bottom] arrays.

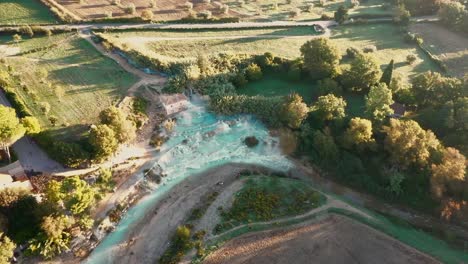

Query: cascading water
[[85, 96, 292, 263]]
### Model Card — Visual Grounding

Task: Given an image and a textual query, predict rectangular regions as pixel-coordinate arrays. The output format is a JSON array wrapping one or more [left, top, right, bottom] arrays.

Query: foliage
[[411, 71, 463, 108], [96, 168, 115, 193], [431, 147, 466, 199], [317, 78, 342, 96], [394, 4, 411, 25], [438, 1, 466, 30], [245, 63, 263, 81], [341, 53, 382, 93], [28, 214, 74, 260], [334, 5, 349, 24], [88, 125, 118, 162], [383, 119, 441, 168], [380, 59, 394, 86], [312, 129, 340, 165], [365, 83, 394, 121], [301, 38, 341, 80], [99, 106, 136, 144], [44, 176, 96, 216], [0, 233, 15, 264], [34, 132, 90, 168], [279, 93, 309, 129], [160, 225, 193, 264], [4, 194, 42, 243], [163, 75, 187, 93], [311, 94, 347, 122], [342, 117, 375, 152], [0, 105, 25, 162], [216, 176, 322, 233], [132, 97, 149, 116], [21, 116, 41, 135], [210, 95, 284, 127]]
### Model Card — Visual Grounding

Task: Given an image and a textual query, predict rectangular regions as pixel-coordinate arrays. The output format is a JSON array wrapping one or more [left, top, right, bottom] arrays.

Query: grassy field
[[0, 33, 138, 139], [100, 27, 319, 62], [215, 175, 324, 234], [409, 23, 468, 78], [331, 24, 440, 80], [0, 1, 57, 25], [239, 73, 315, 103]]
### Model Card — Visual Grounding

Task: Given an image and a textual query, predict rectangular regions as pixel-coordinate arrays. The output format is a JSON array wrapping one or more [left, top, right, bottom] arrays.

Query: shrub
[[363, 45, 377, 53], [125, 3, 136, 14], [290, 8, 301, 18], [111, 0, 121, 5], [232, 72, 248, 88], [317, 78, 342, 96], [245, 63, 263, 81], [406, 54, 417, 65], [346, 47, 361, 59], [163, 75, 187, 93], [184, 1, 193, 10], [141, 9, 154, 20], [197, 10, 212, 19]]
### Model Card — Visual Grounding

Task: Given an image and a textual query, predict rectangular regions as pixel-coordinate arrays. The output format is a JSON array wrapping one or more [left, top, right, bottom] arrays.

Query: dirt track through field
[[204, 214, 440, 264]]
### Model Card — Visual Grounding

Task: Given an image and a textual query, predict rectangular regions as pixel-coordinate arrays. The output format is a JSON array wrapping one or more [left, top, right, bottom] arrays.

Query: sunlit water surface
[[85, 98, 292, 263]]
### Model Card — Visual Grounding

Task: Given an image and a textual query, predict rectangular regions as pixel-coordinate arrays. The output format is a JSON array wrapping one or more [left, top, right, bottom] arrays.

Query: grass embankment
[[214, 175, 325, 234], [0, 33, 137, 140], [0, 1, 57, 25]]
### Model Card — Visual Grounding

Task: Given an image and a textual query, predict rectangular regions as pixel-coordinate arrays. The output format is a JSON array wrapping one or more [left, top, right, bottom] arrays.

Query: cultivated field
[[55, 0, 238, 21], [0, 33, 138, 138], [331, 23, 439, 80], [410, 23, 468, 78], [204, 214, 439, 264], [53, 0, 390, 22], [0, 1, 57, 25]]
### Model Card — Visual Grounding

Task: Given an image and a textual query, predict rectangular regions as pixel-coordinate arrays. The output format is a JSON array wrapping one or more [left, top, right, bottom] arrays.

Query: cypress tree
[[380, 59, 394, 86]]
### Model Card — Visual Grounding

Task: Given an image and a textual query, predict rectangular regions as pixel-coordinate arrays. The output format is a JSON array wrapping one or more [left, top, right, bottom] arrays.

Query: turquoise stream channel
[[85, 97, 292, 263]]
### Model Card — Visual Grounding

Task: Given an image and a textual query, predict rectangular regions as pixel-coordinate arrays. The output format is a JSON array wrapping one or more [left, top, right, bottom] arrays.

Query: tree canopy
[[311, 94, 347, 122], [300, 38, 341, 80], [0, 105, 25, 163], [383, 119, 441, 168], [342, 54, 382, 93], [89, 124, 118, 162], [99, 106, 136, 144], [365, 83, 394, 121], [343, 117, 375, 151], [280, 93, 309, 129]]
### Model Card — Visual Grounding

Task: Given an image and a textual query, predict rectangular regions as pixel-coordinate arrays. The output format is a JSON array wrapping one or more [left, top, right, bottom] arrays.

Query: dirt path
[[204, 214, 440, 264]]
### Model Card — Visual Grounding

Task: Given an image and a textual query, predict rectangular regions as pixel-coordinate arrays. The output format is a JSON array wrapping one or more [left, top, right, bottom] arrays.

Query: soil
[[55, 0, 241, 21], [204, 214, 440, 264]]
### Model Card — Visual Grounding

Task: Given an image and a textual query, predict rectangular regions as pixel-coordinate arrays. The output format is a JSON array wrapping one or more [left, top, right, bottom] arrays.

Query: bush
[[125, 3, 136, 14], [163, 75, 187, 94], [197, 10, 212, 20], [363, 45, 377, 53], [317, 78, 343, 96], [406, 54, 417, 64], [232, 72, 248, 88], [34, 132, 90, 168], [346, 47, 361, 59], [245, 63, 263, 81]]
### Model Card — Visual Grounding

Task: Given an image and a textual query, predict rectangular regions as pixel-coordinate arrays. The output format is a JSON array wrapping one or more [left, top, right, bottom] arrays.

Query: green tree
[[301, 38, 341, 80], [342, 53, 382, 93], [343, 117, 375, 151], [383, 119, 441, 168], [313, 129, 340, 164], [311, 94, 347, 122], [394, 4, 411, 25], [280, 93, 309, 129], [21, 116, 41, 135], [380, 59, 394, 86], [317, 78, 342, 96], [0, 105, 25, 163], [411, 71, 463, 107], [99, 106, 136, 144], [29, 214, 74, 259], [365, 83, 394, 121], [0, 233, 15, 264], [44, 176, 96, 216], [334, 5, 349, 24], [89, 124, 118, 162]]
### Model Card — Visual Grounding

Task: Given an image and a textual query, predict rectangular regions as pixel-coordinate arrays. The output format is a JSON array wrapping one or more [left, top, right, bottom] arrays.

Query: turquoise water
[[85, 98, 292, 263]]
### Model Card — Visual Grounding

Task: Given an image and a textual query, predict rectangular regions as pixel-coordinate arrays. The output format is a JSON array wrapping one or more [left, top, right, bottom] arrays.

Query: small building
[[390, 102, 406, 118], [159, 94, 189, 115], [0, 161, 32, 190]]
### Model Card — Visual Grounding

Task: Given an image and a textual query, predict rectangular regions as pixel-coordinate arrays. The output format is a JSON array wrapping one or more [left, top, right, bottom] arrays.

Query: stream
[[85, 97, 292, 263]]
